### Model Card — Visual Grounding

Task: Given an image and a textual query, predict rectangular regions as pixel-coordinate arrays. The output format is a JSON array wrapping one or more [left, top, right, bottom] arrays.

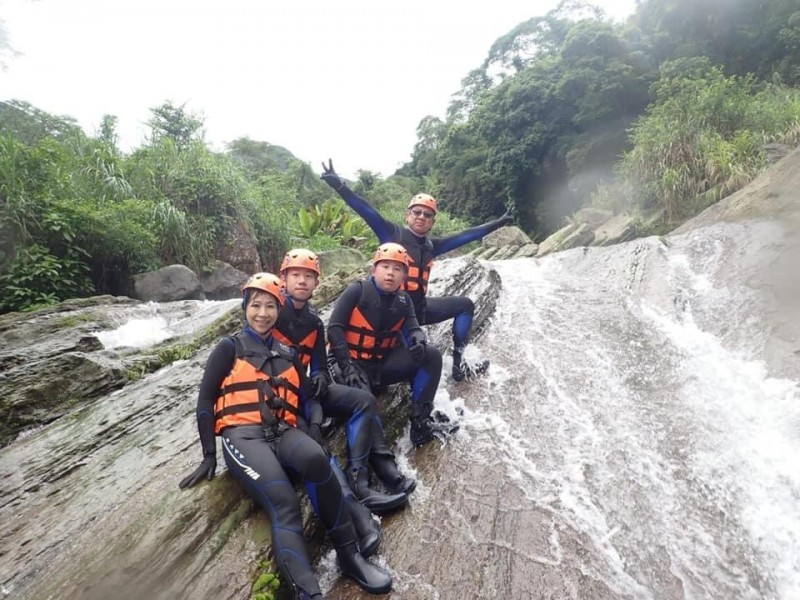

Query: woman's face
[[245, 290, 280, 336]]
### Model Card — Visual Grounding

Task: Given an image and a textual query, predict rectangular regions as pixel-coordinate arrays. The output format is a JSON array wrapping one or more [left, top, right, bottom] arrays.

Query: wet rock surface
[[2, 148, 799, 600], [0, 258, 500, 600]]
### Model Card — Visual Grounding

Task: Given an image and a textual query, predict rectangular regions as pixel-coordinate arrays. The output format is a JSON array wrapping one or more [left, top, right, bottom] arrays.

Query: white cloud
[[0, 0, 635, 179]]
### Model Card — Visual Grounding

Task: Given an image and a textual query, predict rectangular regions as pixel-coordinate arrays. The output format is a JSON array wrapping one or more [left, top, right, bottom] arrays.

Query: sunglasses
[[410, 208, 435, 219]]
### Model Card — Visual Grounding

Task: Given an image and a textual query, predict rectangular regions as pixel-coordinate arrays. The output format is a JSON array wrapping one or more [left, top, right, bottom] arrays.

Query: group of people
[[180, 161, 514, 599]]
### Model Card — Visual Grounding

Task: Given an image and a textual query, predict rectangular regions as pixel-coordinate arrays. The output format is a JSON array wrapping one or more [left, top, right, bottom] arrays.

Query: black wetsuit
[[275, 300, 378, 466], [332, 185, 510, 351], [327, 278, 442, 419], [195, 326, 356, 597]]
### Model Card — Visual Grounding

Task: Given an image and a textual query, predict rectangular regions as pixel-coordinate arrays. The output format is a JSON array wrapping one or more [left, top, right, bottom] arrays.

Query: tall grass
[[603, 60, 800, 227]]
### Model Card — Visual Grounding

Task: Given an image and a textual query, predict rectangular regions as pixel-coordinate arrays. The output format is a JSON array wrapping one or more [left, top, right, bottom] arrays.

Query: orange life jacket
[[344, 281, 408, 362], [214, 332, 302, 433], [395, 228, 434, 302], [273, 302, 320, 369]]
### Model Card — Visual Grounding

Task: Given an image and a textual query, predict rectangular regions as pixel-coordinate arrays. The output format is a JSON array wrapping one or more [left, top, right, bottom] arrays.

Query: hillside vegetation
[[2, 0, 799, 313]]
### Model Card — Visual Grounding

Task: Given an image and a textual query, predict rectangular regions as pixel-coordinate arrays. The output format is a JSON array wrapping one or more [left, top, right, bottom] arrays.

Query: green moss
[[251, 561, 281, 600], [54, 312, 95, 328], [156, 341, 200, 364]]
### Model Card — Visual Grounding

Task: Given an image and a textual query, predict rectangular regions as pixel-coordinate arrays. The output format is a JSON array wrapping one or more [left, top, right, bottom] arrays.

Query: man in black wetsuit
[[321, 160, 513, 381]]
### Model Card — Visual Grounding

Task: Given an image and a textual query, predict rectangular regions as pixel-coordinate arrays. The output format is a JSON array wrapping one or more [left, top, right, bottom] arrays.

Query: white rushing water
[[95, 299, 240, 349], [441, 233, 799, 599]]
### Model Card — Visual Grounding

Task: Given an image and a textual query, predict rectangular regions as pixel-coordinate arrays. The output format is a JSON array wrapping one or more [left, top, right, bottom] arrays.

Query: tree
[[226, 137, 296, 174], [97, 114, 119, 152], [146, 100, 204, 148], [0, 100, 83, 145]]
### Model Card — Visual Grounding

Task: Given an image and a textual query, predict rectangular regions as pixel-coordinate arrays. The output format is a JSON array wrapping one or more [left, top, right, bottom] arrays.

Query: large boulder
[[199, 261, 249, 300], [0, 255, 501, 600], [472, 225, 538, 260], [536, 222, 595, 257], [132, 264, 205, 302]]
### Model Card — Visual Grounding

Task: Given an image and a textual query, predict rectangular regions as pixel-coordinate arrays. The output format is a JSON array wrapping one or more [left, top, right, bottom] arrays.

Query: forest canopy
[[2, 0, 799, 313]]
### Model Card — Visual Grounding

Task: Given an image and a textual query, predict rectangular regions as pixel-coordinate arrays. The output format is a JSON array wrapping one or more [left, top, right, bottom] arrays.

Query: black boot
[[347, 466, 408, 515], [329, 458, 381, 557], [452, 355, 490, 382], [370, 450, 416, 495], [330, 524, 392, 595], [410, 415, 460, 447]]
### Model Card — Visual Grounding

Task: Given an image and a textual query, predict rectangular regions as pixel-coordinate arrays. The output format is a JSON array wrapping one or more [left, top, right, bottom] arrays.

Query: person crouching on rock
[[179, 272, 391, 599], [327, 243, 454, 447]]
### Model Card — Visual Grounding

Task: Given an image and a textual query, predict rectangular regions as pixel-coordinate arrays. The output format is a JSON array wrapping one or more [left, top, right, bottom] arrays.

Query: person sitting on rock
[[321, 159, 513, 381], [273, 248, 412, 519], [327, 243, 453, 447], [179, 272, 392, 599]]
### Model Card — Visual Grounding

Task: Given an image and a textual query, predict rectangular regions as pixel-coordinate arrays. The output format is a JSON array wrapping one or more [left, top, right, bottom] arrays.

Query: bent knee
[[303, 450, 333, 483], [347, 388, 378, 414], [425, 345, 443, 368]]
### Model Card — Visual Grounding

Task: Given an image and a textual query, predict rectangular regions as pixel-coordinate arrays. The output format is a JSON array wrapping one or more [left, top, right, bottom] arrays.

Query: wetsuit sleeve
[[327, 283, 361, 369], [288, 351, 323, 427], [400, 293, 426, 344], [196, 338, 235, 455], [304, 397, 324, 427], [335, 186, 398, 243], [309, 320, 327, 377], [431, 214, 511, 256]]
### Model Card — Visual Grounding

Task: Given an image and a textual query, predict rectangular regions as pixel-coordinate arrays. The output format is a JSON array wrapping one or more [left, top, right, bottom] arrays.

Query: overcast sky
[[1, 0, 636, 178]]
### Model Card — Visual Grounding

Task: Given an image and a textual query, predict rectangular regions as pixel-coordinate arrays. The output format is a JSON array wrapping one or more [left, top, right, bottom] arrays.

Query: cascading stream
[[1, 219, 797, 600], [325, 222, 798, 599]]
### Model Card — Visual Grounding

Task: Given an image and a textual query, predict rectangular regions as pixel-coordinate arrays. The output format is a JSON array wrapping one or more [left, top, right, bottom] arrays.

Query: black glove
[[409, 339, 427, 364], [311, 372, 328, 400], [342, 362, 370, 390], [307, 422, 324, 446], [499, 209, 514, 226], [321, 159, 345, 191], [178, 455, 216, 489]]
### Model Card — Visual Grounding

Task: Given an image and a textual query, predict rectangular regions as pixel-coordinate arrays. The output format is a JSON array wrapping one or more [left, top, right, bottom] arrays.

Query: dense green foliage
[[400, 0, 800, 237], [0, 101, 359, 313], [2, 0, 799, 312], [0, 100, 463, 313], [609, 59, 800, 224]]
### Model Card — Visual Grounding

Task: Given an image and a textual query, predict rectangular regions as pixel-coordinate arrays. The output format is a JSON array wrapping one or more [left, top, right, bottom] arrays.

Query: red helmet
[[280, 248, 321, 276], [372, 242, 409, 269], [407, 193, 437, 215], [242, 272, 284, 306]]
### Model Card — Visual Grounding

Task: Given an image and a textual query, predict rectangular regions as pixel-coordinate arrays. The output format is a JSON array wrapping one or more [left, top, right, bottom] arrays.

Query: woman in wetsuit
[[179, 272, 391, 599]]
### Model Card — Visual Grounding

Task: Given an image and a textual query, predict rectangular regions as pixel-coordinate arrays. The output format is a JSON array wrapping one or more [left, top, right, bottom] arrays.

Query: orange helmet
[[407, 193, 438, 215], [242, 272, 284, 307], [280, 248, 321, 276], [372, 242, 409, 269]]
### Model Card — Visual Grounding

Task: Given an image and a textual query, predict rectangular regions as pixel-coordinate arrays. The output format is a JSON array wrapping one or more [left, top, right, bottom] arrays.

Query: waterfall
[[2, 220, 797, 600]]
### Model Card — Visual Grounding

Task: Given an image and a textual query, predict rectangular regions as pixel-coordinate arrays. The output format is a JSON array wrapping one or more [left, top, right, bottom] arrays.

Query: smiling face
[[282, 267, 319, 304], [245, 290, 280, 336], [405, 206, 436, 236], [371, 260, 406, 293]]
